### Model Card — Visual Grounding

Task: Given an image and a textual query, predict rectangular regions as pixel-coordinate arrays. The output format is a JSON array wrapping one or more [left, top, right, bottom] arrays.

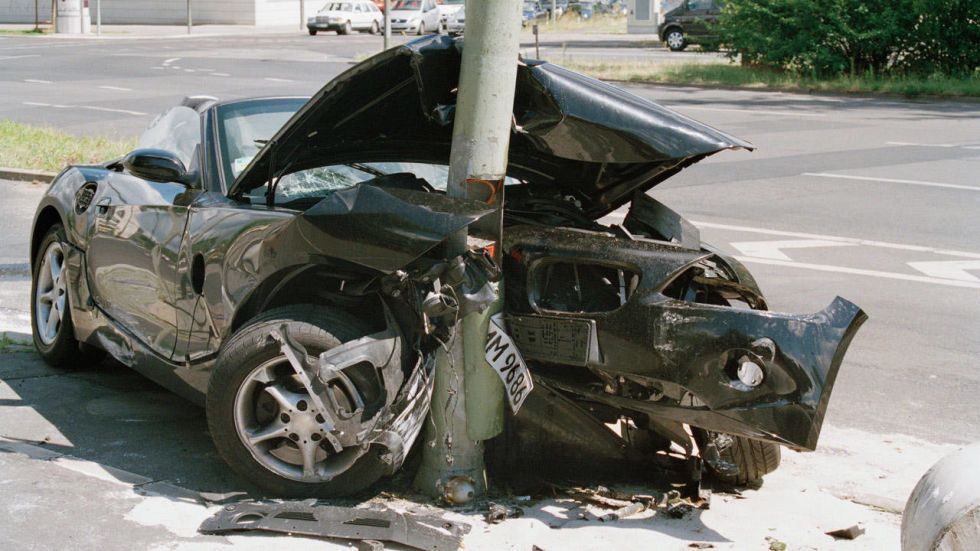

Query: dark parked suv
[[658, 0, 722, 51]]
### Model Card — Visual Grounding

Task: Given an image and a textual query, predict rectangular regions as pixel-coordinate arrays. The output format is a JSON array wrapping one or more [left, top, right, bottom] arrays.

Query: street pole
[[413, 0, 523, 501], [300, 0, 305, 31], [78, 0, 84, 33], [96, 0, 101, 36], [551, 0, 556, 21], [383, 0, 391, 50], [187, 0, 192, 34]]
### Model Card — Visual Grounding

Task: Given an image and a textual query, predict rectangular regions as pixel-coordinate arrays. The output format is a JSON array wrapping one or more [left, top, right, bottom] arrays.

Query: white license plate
[[485, 313, 533, 414]]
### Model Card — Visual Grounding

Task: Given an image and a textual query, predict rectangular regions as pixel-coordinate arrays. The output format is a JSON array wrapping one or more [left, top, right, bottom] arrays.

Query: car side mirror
[[123, 148, 194, 185]]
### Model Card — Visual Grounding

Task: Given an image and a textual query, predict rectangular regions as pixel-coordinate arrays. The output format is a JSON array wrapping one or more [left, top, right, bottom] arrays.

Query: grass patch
[[531, 13, 626, 34], [0, 120, 136, 173], [0, 28, 47, 36], [557, 60, 980, 98]]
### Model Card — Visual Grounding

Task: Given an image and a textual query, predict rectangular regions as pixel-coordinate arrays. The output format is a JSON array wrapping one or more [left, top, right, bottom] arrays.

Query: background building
[[1, 0, 317, 26]]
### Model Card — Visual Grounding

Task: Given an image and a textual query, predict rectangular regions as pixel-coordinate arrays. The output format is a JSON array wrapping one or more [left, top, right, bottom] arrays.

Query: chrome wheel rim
[[35, 241, 67, 345], [234, 357, 362, 483], [667, 31, 684, 49]]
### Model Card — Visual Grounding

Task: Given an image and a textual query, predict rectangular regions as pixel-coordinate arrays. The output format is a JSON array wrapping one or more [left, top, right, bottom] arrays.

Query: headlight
[[328, 16, 343, 22], [307, 17, 315, 22], [411, 17, 420, 23]]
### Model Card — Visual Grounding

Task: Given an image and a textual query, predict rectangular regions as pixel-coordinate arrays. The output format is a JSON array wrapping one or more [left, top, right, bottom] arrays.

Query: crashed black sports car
[[30, 36, 865, 496]]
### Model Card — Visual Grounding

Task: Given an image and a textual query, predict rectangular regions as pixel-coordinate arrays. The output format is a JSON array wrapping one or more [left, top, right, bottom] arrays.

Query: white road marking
[[213, 72, 231, 77], [886, 141, 980, 149], [802, 172, 979, 192], [666, 105, 827, 118], [0, 54, 40, 61], [99, 85, 132, 92], [730, 239, 856, 261], [80, 105, 147, 116], [692, 221, 980, 259], [21, 101, 146, 116], [23, 79, 51, 84], [183, 69, 195, 73], [171, 66, 181, 70], [734, 256, 980, 289], [907, 260, 980, 283], [161, 57, 180, 66], [265, 77, 295, 83]]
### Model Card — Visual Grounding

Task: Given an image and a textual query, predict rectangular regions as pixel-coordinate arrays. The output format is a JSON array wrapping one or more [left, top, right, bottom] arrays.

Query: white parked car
[[436, 0, 464, 31], [388, 0, 440, 35], [308, 0, 383, 35], [444, 5, 465, 35]]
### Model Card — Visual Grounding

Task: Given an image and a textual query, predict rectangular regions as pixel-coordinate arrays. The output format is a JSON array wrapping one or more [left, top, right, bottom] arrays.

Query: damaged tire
[[207, 305, 387, 498], [696, 429, 781, 486]]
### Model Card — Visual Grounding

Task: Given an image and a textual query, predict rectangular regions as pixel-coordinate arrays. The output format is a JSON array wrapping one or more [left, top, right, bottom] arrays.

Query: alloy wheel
[[667, 31, 684, 50], [234, 357, 363, 483], [35, 241, 67, 346]]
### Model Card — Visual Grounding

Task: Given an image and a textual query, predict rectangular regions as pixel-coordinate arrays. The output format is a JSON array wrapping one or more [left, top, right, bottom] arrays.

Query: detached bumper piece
[[199, 501, 470, 551]]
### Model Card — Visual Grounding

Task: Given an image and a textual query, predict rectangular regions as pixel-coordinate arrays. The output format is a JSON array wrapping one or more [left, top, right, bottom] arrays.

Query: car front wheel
[[665, 29, 686, 51], [370, 20, 380, 34], [417, 21, 425, 35], [338, 21, 352, 35], [308, 28, 317, 35], [31, 225, 87, 366], [206, 305, 387, 497]]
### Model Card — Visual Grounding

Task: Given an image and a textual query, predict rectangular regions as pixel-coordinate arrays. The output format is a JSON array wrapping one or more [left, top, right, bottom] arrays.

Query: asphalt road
[[1, 31, 978, 448], [0, 30, 722, 137]]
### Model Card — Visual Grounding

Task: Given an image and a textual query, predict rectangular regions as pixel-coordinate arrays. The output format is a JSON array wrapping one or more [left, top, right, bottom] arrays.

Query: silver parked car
[[308, 0, 383, 35], [444, 5, 465, 35], [388, 0, 440, 35]]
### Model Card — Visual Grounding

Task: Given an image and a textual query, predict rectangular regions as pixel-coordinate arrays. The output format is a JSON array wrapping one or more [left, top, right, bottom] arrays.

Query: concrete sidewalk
[[0, 338, 952, 549]]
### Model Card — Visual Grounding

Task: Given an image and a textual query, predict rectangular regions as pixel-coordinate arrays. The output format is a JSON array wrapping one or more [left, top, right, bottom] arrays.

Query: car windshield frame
[[215, 97, 309, 196], [321, 2, 354, 12]]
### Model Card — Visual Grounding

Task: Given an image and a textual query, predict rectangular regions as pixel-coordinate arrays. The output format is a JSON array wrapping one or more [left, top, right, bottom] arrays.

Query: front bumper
[[308, 23, 345, 31]]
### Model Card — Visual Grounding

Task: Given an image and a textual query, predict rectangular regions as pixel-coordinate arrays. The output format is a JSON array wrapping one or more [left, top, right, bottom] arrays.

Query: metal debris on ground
[[688, 544, 715, 549], [825, 524, 866, 540], [485, 502, 525, 524], [599, 501, 646, 522], [557, 485, 708, 523], [198, 500, 470, 551]]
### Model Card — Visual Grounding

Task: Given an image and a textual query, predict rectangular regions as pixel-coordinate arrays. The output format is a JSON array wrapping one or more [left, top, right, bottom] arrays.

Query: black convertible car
[[30, 36, 865, 496]]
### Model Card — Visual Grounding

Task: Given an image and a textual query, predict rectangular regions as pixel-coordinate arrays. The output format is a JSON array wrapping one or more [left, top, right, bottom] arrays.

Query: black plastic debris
[[826, 524, 866, 540]]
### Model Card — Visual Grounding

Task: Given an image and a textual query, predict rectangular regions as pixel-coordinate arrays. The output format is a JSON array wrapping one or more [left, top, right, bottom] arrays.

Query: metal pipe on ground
[[413, 0, 523, 501]]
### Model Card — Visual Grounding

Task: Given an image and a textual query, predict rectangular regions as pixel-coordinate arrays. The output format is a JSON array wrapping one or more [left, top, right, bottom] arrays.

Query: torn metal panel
[[268, 310, 436, 475], [199, 501, 470, 551], [503, 223, 867, 451], [277, 182, 495, 275]]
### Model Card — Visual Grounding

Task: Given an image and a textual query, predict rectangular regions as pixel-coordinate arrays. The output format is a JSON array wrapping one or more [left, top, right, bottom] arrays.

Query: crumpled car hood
[[231, 35, 752, 217]]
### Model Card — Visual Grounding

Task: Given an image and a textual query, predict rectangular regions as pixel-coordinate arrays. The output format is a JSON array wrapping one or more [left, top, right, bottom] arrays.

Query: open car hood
[[231, 35, 752, 217]]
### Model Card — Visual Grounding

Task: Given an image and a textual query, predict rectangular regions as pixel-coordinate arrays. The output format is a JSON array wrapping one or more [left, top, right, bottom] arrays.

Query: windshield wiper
[[347, 162, 387, 177]]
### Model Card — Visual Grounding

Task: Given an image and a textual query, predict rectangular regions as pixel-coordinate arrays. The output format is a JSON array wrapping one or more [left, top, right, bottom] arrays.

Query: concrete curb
[[0, 167, 56, 184], [0, 330, 32, 345]]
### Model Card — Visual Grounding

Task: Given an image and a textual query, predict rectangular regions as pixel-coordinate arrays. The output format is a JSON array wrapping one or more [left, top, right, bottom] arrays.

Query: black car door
[[85, 175, 196, 360], [85, 107, 202, 360], [680, 0, 712, 37]]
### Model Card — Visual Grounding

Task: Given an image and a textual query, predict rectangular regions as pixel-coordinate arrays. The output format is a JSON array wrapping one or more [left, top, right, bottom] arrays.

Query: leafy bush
[[717, 0, 979, 77]]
